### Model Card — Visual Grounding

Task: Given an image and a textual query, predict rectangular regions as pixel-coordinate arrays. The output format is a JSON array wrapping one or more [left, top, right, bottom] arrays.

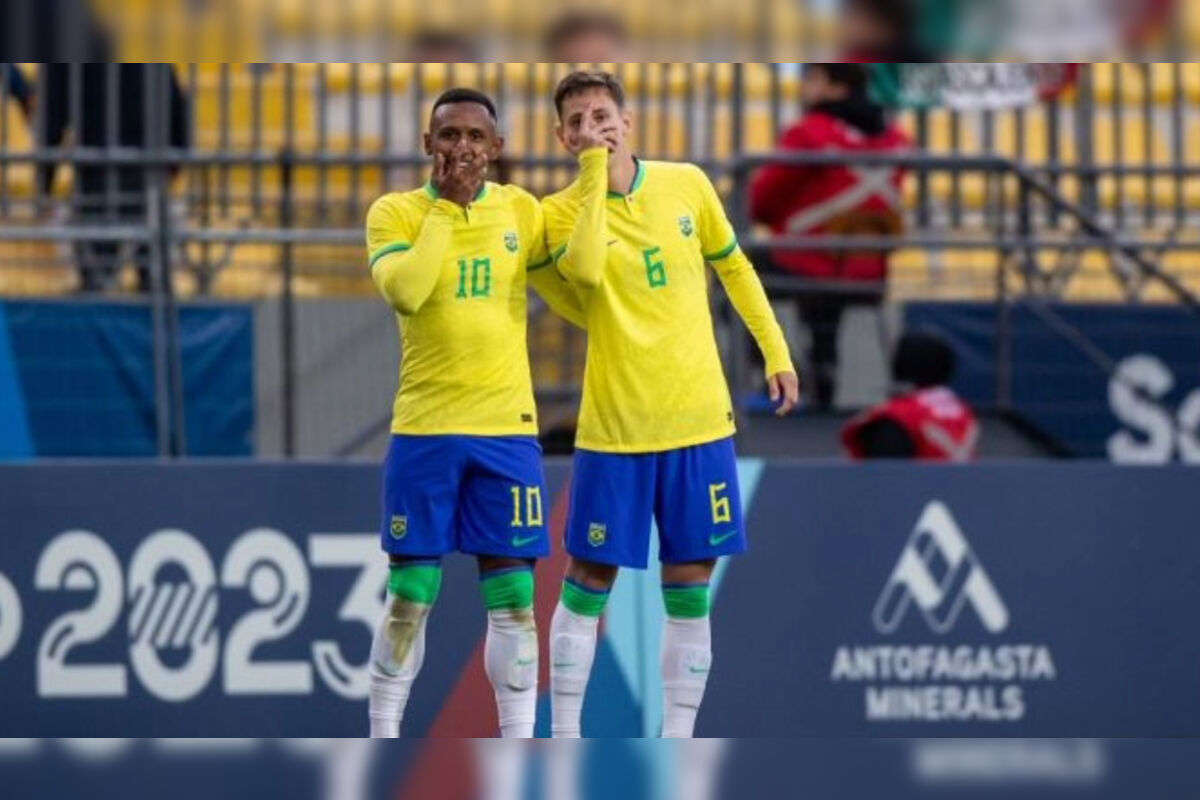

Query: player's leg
[[553, 449, 655, 737], [477, 556, 539, 738], [549, 557, 617, 738], [460, 436, 552, 738], [660, 559, 717, 738], [655, 437, 745, 738], [369, 555, 443, 737], [369, 435, 460, 737]]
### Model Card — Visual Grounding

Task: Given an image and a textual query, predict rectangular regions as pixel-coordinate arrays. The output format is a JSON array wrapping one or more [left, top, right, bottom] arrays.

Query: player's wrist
[[578, 147, 608, 164], [765, 363, 796, 381]]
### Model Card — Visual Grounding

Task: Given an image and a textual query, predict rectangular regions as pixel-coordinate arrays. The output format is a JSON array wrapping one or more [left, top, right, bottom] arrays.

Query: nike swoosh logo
[[709, 530, 739, 546], [516, 658, 535, 667], [607, 240, 618, 246], [512, 535, 540, 548], [552, 662, 577, 669], [687, 667, 709, 676]]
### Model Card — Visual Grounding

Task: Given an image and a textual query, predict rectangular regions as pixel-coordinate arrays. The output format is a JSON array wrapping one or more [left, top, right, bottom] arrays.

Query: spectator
[[39, 63, 190, 293], [842, 331, 979, 461], [3, 65, 34, 119], [750, 62, 909, 409], [407, 29, 479, 62], [544, 11, 628, 62], [838, 0, 937, 63]]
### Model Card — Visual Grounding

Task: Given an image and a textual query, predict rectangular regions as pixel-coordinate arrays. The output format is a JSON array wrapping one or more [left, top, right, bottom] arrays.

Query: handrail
[[728, 150, 1200, 316]]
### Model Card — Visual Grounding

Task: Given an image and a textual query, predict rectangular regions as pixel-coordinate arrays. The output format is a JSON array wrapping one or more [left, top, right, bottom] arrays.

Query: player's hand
[[768, 371, 800, 417], [433, 151, 487, 208], [577, 102, 619, 153]]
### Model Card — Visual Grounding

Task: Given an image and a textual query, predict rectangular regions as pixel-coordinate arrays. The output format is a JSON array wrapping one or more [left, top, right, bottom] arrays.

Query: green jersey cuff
[[369, 242, 411, 268], [527, 254, 555, 271]]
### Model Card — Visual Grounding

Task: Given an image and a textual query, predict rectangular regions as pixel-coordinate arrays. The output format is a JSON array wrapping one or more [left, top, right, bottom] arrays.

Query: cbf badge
[[504, 231, 519, 252], [678, 216, 694, 237], [588, 523, 607, 547], [390, 515, 408, 539]]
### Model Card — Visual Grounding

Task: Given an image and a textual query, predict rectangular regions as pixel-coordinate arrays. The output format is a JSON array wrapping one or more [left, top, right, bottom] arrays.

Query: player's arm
[[367, 155, 479, 315], [693, 166, 800, 416], [528, 264, 585, 329], [555, 145, 609, 289], [519, 190, 587, 329], [368, 201, 455, 315]]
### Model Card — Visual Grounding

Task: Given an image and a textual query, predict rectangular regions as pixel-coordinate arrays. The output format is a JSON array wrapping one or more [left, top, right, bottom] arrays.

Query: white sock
[[368, 595, 429, 738], [549, 602, 600, 738], [661, 615, 712, 738], [484, 608, 539, 738]]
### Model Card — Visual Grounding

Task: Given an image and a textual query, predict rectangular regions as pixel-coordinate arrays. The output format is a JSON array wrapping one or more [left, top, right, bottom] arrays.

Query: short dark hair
[[410, 29, 479, 62], [431, 87, 497, 122], [807, 63, 870, 99], [553, 70, 625, 118], [893, 331, 956, 389], [544, 11, 627, 56]]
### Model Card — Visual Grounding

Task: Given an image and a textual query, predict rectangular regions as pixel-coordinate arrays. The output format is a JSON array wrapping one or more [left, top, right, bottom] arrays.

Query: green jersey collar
[[607, 157, 645, 199], [424, 181, 490, 204]]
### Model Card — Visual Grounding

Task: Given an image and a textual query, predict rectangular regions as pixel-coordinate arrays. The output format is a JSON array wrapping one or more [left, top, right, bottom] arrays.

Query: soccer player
[[542, 70, 800, 738], [365, 88, 584, 738]]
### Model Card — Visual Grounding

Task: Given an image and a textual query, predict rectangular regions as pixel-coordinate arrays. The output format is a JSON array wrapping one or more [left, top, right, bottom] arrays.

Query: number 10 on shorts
[[510, 486, 544, 528]]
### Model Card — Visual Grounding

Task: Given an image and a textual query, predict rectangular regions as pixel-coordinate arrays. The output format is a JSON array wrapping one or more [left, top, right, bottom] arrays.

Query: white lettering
[[1108, 355, 1176, 463]]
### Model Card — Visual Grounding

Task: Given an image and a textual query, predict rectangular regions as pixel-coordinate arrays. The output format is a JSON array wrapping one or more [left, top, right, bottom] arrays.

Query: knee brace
[[663, 583, 710, 619], [374, 562, 442, 672]]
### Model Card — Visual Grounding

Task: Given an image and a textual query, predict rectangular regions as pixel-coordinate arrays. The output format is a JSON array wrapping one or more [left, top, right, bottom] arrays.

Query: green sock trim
[[480, 569, 535, 611], [561, 579, 610, 618], [663, 585, 710, 619], [388, 564, 443, 606]]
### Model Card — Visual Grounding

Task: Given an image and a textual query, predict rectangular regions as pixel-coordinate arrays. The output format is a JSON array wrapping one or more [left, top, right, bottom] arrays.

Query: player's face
[[556, 88, 632, 158], [801, 67, 839, 107], [423, 102, 504, 170]]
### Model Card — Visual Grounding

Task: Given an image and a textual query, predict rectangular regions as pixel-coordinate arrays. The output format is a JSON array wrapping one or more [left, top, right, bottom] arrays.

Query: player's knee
[[373, 561, 442, 674], [663, 583, 711, 619], [388, 560, 443, 607], [480, 566, 535, 613], [661, 559, 716, 587], [566, 558, 618, 593], [560, 576, 611, 618]]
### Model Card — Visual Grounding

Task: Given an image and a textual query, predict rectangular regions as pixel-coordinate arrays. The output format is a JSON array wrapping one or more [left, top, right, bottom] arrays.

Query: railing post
[[280, 150, 297, 458], [147, 180, 173, 458]]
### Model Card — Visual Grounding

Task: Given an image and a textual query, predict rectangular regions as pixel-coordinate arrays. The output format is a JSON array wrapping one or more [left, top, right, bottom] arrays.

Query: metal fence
[[2, 62, 1200, 458]]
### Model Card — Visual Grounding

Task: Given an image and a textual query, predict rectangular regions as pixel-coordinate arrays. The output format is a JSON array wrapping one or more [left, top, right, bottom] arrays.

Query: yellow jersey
[[366, 181, 580, 437], [543, 150, 794, 453]]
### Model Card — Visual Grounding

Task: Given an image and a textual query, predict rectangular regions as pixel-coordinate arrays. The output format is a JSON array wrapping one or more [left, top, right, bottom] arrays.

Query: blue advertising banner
[[905, 301, 1200, 461], [0, 301, 254, 458], [0, 462, 1197, 737]]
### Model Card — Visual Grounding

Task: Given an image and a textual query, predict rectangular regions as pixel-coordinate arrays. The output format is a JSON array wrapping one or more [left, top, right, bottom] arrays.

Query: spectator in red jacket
[[842, 331, 979, 461], [750, 63, 910, 409]]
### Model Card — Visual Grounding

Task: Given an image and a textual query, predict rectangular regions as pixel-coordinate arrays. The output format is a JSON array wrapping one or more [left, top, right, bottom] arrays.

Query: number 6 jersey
[[543, 150, 793, 453]]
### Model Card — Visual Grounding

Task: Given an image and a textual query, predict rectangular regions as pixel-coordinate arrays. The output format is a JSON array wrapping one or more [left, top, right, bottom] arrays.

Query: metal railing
[[4, 62, 1200, 457]]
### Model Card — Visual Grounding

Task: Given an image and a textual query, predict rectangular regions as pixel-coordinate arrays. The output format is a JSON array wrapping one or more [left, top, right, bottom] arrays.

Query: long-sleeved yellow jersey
[[543, 149, 794, 453], [367, 181, 583, 437]]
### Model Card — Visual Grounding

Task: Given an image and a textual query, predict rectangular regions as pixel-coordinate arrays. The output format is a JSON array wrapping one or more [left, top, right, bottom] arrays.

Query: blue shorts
[[380, 435, 550, 559], [564, 437, 746, 569]]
